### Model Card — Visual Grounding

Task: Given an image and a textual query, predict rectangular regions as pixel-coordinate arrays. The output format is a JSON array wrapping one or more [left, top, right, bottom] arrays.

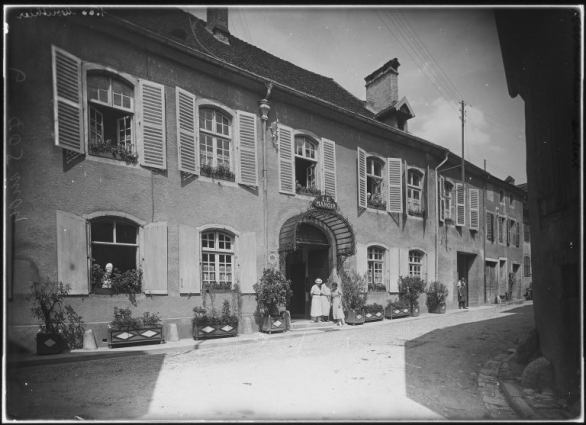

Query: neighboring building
[[517, 183, 532, 299], [495, 8, 581, 402], [6, 7, 525, 353]]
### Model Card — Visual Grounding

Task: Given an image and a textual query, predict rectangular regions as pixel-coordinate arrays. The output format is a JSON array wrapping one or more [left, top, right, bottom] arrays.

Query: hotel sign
[[312, 194, 338, 211]]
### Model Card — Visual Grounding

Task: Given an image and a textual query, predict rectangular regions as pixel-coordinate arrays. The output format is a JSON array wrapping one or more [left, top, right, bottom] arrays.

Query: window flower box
[[408, 208, 426, 217], [296, 186, 321, 197], [200, 163, 236, 182], [367, 201, 386, 210]]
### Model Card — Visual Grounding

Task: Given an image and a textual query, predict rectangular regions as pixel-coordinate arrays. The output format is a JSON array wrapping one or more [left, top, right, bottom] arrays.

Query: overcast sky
[[187, 6, 528, 184]]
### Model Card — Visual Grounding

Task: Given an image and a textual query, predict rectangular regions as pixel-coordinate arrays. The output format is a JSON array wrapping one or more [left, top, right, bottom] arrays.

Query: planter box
[[364, 310, 384, 323], [261, 316, 286, 334], [427, 303, 446, 314], [193, 322, 239, 340], [345, 310, 365, 326], [411, 306, 420, 317], [108, 326, 164, 348], [385, 306, 410, 320], [36, 333, 63, 355]]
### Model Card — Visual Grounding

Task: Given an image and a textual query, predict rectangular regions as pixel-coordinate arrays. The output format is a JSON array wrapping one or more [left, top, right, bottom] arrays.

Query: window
[[294, 136, 319, 195], [407, 169, 424, 215], [486, 211, 495, 242], [199, 108, 234, 181], [367, 247, 386, 291], [367, 157, 385, 209], [507, 219, 514, 246], [201, 231, 234, 291], [524, 255, 531, 277], [524, 222, 530, 242], [487, 183, 494, 201], [498, 216, 506, 244], [509, 192, 515, 209], [499, 188, 507, 214], [444, 180, 454, 220], [408, 250, 423, 278]]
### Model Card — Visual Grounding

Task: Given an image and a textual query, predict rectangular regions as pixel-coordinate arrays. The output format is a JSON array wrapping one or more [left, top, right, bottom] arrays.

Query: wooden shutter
[[179, 223, 200, 294], [56, 210, 88, 294], [469, 188, 480, 230], [388, 247, 400, 292], [143, 222, 167, 294], [278, 124, 295, 194], [516, 222, 520, 247], [237, 111, 258, 186], [239, 232, 257, 294], [321, 138, 337, 199], [357, 147, 367, 209], [486, 212, 493, 242], [356, 243, 368, 277], [139, 80, 166, 169], [399, 248, 409, 278], [455, 183, 465, 226], [52, 46, 84, 153], [387, 158, 403, 213], [507, 219, 511, 245], [175, 87, 199, 174], [438, 175, 445, 223]]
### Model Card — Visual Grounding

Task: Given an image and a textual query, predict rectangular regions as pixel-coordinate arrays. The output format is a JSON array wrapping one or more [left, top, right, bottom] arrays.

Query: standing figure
[[320, 281, 332, 322], [457, 277, 468, 309], [310, 278, 323, 323], [331, 282, 345, 326], [102, 263, 113, 288]]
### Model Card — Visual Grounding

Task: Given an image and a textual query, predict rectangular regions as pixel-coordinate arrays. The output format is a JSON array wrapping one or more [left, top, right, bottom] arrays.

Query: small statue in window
[[102, 263, 113, 288]]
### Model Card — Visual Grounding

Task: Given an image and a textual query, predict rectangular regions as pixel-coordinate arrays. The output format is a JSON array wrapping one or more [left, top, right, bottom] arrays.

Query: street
[[6, 304, 533, 421]]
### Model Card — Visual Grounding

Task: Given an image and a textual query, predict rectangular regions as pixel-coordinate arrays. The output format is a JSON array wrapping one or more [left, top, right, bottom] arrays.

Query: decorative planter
[[345, 309, 365, 326], [364, 310, 384, 323], [427, 303, 446, 314], [36, 333, 63, 355], [108, 326, 164, 348], [193, 322, 239, 340], [410, 306, 420, 317], [385, 306, 410, 320], [261, 316, 286, 334]]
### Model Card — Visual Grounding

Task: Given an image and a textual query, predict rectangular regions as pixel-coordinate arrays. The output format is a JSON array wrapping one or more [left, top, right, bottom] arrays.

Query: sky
[[187, 6, 528, 184]]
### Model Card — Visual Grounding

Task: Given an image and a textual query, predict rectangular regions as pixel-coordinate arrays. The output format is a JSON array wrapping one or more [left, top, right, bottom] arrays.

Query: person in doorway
[[457, 277, 468, 309], [320, 280, 332, 322], [310, 278, 323, 323], [331, 282, 345, 326]]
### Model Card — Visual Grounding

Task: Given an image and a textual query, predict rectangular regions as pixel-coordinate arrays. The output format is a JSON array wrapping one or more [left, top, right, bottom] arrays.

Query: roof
[[106, 7, 375, 119]]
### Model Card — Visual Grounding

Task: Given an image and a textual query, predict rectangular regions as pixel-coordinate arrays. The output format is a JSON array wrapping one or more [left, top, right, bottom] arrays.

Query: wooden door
[[485, 262, 497, 303]]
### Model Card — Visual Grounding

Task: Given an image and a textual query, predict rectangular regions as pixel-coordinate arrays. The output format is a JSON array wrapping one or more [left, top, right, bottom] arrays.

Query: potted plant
[[363, 302, 384, 323], [27, 279, 85, 354], [107, 307, 164, 348], [91, 262, 142, 296], [192, 282, 241, 340], [384, 298, 411, 319], [340, 269, 368, 326], [398, 275, 427, 317], [253, 268, 292, 334], [426, 281, 449, 314]]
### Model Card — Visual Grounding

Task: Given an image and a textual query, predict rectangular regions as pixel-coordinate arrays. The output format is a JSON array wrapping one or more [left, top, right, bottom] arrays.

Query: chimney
[[207, 8, 230, 45], [364, 58, 400, 114]]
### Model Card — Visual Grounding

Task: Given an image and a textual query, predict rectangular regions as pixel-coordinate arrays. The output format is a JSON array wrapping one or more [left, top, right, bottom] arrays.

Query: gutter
[[435, 151, 450, 281]]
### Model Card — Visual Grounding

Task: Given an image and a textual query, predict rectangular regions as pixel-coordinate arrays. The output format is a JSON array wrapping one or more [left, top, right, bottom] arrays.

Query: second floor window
[[367, 157, 384, 209], [294, 136, 319, 195], [444, 180, 454, 220], [367, 246, 386, 291], [201, 231, 234, 291], [199, 108, 233, 180], [407, 169, 424, 214]]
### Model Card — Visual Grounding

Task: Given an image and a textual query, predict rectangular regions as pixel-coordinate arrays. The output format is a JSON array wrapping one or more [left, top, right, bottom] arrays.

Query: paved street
[[6, 304, 533, 421]]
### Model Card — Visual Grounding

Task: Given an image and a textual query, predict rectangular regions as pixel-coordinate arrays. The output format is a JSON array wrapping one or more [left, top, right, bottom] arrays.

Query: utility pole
[[461, 101, 465, 188]]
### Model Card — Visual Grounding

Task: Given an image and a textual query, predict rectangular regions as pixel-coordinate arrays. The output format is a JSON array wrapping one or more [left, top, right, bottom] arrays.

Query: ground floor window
[[409, 250, 423, 278], [201, 231, 234, 291], [524, 255, 531, 277], [367, 246, 386, 291]]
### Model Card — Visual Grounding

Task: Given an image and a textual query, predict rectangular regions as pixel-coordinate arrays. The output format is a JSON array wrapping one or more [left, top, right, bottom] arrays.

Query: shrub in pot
[[426, 281, 449, 314], [363, 302, 384, 322], [27, 279, 85, 355], [398, 275, 427, 317], [108, 307, 163, 348], [253, 268, 292, 334], [340, 269, 368, 325], [385, 298, 411, 319]]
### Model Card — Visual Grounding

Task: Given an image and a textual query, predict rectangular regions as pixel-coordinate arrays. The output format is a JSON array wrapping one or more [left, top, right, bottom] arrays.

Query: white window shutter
[[469, 188, 480, 230], [399, 248, 409, 278], [139, 80, 166, 169], [321, 138, 337, 199], [438, 175, 445, 223], [237, 111, 259, 187], [387, 158, 403, 213], [357, 147, 367, 209], [175, 87, 199, 174], [179, 223, 200, 294], [278, 124, 295, 194], [238, 232, 257, 294], [455, 183, 465, 226], [143, 222, 167, 294], [56, 210, 88, 295], [355, 243, 368, 277], [52, 46, 84, 153], [388, 247, 400, 292]]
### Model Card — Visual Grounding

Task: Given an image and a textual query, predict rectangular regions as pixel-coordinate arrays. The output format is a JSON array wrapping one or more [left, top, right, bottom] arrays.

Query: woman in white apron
[[310, 278, 323, 322]]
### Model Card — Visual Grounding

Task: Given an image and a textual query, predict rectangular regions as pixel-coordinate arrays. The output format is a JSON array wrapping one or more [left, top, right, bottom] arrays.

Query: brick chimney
[[364, 58, 400, 114], [207, 8, 230, 44]]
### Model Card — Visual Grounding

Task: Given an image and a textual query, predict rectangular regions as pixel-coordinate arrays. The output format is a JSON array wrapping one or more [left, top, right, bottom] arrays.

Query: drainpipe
[[435, 151, 450, 281], [259, 82, 273, 269]]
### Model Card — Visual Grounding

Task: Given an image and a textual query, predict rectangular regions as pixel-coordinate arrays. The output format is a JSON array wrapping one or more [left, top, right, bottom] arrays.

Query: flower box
[[108, 326, 164, 348], [385, 306, 410, 320], [345, 309, 365, 326], [193, 322, 238, 340], [410, 306, 420, 317], [260, 315, 286, 334], [36, 332, 63, 355], [364, 310, 384, 323], [427, 303, 446, 314]]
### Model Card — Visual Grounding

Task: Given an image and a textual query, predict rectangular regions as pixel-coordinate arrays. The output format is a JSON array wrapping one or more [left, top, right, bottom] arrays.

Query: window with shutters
[[486, 211, 495, 242], [524, 255, 531, 277], [524, 221, 530, 242], [89, 217, 140, 294], [469, 188, 480, 231], [444, 180, 454, 222], [367, 246, 386, 291], [498, 216, 506, 244], [507, 219, 514, 246], [509, 192, 515, 209], [499, 188, 507, 214], [366, 157, 385, 210], [408, 250, 424, 278], [199, 108, 235, 182], [294, 136, 320, 196], [201, 231, 234, 291], [407, 169, 424, 216]]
